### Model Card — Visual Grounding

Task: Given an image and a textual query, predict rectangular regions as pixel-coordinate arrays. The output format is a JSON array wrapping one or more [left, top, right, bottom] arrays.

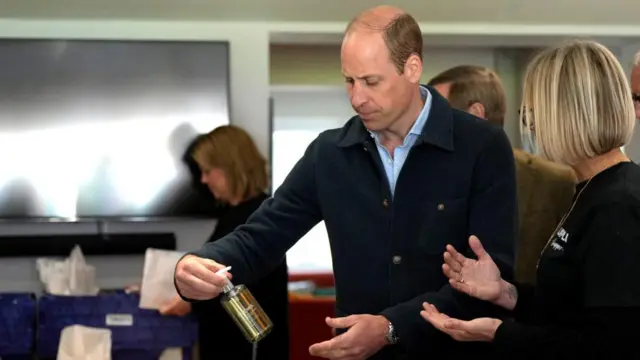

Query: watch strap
[[385, 321, 399, 345]]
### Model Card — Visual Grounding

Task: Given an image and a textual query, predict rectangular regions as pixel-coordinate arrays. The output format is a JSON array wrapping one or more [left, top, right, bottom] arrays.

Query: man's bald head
[[346, 5, 406, 32], [344, 6, 422, 74], [340, 6, 424, 133]]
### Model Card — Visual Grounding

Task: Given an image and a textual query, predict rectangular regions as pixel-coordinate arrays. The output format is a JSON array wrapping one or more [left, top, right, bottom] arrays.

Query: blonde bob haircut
[[191, 125, 268, 201], [521, 40, 636, 165]]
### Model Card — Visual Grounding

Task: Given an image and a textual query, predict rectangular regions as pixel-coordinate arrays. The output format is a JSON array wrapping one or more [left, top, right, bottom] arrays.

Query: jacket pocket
[[417, 197, 468, 254]]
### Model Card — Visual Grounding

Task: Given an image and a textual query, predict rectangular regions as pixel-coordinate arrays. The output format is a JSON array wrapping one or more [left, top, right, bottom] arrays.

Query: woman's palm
[[459, 255, 501, 301], [445, 236, 502, 301]]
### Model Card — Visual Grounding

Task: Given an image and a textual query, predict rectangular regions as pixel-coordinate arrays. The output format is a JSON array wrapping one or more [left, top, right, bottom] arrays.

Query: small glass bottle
[[218, 267, 274, 343]]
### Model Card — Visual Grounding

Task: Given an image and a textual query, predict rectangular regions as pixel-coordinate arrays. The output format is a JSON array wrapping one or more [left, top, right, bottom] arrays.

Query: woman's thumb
[[469, 235, 490, 260]]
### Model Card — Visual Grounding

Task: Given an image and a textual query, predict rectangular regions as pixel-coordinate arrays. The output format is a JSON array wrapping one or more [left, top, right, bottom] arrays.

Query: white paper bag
[[36, 245, 100, 296], [139, 248, 186, 310], [57, 325, 112, 360], [159, 348, 183, 360], [67, 246, 99, 295]]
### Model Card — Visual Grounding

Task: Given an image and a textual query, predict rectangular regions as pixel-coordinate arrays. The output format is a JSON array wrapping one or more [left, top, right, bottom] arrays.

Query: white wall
[[0, 19, 270, 291]]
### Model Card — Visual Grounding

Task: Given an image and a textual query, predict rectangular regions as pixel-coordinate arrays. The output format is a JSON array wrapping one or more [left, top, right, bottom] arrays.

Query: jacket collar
[[337, 85, 454, 151]]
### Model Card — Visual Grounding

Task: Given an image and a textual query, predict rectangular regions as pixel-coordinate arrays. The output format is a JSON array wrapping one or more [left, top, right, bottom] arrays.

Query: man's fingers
[[176, 274, 219, 299], [309, 329, 355, 358], [326, 315, 358, 329], [185, 261, 228, 288], [309, 337, 340, 357], [201, 259, 233, 280]]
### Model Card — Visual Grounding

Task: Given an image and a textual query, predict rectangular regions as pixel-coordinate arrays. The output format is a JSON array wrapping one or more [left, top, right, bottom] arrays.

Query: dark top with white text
[[495, 161, 640, 359]]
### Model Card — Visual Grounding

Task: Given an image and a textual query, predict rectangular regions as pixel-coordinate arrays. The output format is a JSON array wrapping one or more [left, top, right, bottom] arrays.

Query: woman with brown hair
[[161, 125, 290, 360]]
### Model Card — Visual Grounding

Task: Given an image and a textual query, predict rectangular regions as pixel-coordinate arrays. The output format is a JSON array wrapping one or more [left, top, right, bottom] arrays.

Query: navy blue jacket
[[188, 88, 517, 359]]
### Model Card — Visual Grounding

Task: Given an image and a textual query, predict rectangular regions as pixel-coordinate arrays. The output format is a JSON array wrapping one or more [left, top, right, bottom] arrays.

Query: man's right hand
[[174, 255, 232, 300]]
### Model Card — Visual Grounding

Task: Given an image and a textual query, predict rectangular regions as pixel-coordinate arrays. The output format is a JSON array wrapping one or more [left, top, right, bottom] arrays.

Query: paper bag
[[159, 348, 183, 360], [57, 325, 112, 360], [67, 245, 98, 295], [36, 245, 100, 296], [139, 248, 186, 310]]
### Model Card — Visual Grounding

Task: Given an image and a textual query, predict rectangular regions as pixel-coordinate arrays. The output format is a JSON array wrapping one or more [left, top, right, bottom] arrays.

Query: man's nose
[[350, 86, 367, 108]]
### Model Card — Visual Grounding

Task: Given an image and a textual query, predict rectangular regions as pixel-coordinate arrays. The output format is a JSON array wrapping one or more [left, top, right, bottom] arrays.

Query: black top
[[494, 161, 640, 359], [193, 193, 289, 360], [189, 87, 518, 360]]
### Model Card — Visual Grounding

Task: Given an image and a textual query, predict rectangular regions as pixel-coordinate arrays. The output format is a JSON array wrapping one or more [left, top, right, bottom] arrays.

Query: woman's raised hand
[[443, 235, 503, 302]]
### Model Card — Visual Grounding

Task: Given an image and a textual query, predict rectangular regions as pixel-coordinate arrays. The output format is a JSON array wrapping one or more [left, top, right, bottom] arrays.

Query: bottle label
[[105, 313, 134, 326]]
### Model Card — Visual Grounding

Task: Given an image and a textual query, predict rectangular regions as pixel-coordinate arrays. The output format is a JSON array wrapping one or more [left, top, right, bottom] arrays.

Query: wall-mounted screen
[[0, 39, 230, 220]]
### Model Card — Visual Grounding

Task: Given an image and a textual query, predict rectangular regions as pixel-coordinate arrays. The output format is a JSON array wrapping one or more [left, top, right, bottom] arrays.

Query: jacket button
[[382, 198, 389, 208], [392, 255, 402, 265]]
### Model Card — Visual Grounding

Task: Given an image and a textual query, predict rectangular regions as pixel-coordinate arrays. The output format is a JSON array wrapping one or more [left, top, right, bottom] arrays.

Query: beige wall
[[270, 44, 499, 85], [270, 44, 530, 146], [271, 45, 343, 85]]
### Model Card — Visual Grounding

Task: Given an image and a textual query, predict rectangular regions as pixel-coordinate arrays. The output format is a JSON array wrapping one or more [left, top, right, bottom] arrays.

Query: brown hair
[[346, 11, 423, 74], [191, 125, 268, 201], [428, 65, 507, 126]]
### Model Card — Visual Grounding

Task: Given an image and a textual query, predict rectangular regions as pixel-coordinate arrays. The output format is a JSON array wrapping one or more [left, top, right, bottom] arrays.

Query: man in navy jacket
[[174, 6, 517, 360]]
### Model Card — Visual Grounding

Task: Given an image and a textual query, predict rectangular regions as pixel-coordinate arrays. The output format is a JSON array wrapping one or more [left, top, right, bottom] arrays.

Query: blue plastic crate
[[37, 292, 198, 359], [0, 293, 36, 356]]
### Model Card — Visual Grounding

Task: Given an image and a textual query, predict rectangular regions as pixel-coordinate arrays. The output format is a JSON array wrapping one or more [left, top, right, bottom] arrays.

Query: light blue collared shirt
[[369, 86, 432, 196]]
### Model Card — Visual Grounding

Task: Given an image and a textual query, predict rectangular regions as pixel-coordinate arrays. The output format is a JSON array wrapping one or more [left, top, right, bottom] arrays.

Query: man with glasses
[[632, 51, 640, 120], [428, 65, 576, 285]]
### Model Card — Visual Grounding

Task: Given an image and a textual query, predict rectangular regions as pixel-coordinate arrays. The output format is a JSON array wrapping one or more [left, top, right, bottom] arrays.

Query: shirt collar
[[369, 85, 432, 141]]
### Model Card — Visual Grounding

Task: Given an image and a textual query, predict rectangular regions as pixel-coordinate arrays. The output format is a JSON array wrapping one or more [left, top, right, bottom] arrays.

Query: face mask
[[522, 132, 537, 155]]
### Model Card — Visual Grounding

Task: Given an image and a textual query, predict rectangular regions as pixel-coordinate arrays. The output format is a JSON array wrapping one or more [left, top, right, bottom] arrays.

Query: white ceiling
[[0, 0, 637, 25]]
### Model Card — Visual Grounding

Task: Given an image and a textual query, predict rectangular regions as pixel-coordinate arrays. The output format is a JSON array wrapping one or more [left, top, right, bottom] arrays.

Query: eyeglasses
[[517, 108, 534, 129]]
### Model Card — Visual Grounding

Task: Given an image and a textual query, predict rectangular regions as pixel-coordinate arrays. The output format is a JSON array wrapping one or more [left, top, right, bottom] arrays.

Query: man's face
[[341, 30, 419, 132], [631, 65, 640, 120]]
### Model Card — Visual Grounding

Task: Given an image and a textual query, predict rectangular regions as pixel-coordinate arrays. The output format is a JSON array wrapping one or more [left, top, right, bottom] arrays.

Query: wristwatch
[[385, 321, 400, 345]]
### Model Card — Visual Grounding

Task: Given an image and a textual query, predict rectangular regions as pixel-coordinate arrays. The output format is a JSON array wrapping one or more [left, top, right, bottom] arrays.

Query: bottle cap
[[216, 266, 234, 293]]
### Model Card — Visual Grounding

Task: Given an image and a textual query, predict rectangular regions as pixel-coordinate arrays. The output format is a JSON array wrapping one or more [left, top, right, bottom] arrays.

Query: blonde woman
[[161, 125, 289, 360], [420, 40, 640, 359]]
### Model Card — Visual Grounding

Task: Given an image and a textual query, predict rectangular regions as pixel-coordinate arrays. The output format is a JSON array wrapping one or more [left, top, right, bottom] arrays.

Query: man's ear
[[403, 53, 423, 84], [467, 102, 486, 120]]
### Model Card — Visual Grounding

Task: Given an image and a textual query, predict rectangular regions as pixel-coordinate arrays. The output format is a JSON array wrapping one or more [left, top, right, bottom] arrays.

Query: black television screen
[[0, 39, 229, 220]]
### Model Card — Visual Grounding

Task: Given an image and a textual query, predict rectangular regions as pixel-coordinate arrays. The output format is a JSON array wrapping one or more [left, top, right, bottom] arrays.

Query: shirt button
[[392, 255, 402, 265], [382, 198, 389, 208]]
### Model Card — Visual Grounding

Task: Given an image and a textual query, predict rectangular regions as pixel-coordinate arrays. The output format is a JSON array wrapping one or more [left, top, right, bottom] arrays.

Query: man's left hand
[[309, 314, 389, 359]]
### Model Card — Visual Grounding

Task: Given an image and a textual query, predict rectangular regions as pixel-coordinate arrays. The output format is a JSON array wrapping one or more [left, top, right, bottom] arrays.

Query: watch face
[[386, 324, 399, 344]]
